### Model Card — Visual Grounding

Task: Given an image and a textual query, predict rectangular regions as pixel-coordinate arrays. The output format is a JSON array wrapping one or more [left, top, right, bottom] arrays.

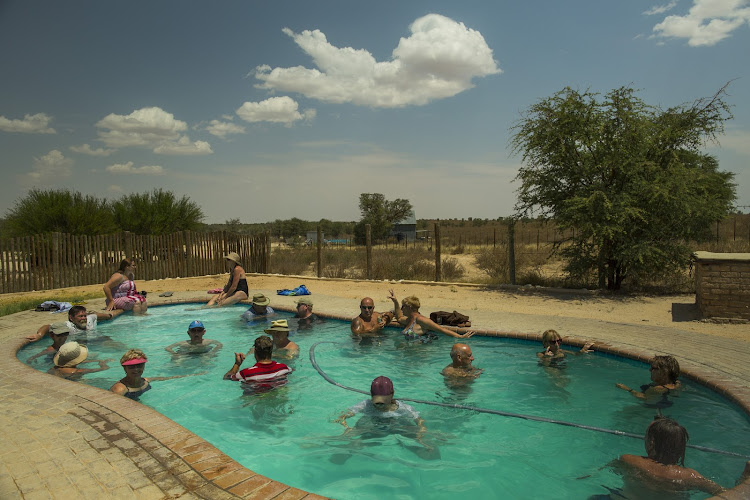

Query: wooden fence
[[0, 230, 270, 294]]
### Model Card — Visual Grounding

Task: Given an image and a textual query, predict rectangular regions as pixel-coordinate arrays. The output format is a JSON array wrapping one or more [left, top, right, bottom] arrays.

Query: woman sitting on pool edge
[[110, 349, 203, 400], [207, 252, 248, 307], [388, 290, 474, 342], [537, 329, 594, 366], [103, 258, 147, 315], [616, 355, 681, 400]]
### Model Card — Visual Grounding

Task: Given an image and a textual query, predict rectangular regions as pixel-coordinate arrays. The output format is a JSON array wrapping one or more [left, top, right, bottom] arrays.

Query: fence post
[[508, 219, 516, 285], [716, 220, 720, 243], [493, 228, 496, 249], [265, 230, 271, 274], [317, 225, 322, 278], [434, 223, 441, 282], [52, 232, 60, 290], [366, 224, 372, 280]]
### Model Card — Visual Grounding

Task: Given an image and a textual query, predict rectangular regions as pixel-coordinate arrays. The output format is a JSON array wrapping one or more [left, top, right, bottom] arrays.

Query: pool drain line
[[309, 342, 750, 460]]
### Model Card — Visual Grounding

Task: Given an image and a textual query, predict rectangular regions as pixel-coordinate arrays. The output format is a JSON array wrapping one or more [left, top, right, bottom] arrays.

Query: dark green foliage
[[3, 189, 116, 236], [511, 85, 736, 290], [111, 188, 204, 235], [354, 193, 412, 244]]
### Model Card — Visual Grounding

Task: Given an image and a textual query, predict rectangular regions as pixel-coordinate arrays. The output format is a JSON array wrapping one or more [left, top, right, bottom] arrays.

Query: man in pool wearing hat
[[241, 293, 276, 322], [350, 297, 394, 336], [48, 341, 112, 379], [334, 376, 436, 460], [224, 335, 293, 393], [27, 322, 71, 363], [294, 297, 323, 330], [441, 343, 483, 379], [165, 320, 223, 357], [265, 319, 298, 359], [26, 305, 114, 345]]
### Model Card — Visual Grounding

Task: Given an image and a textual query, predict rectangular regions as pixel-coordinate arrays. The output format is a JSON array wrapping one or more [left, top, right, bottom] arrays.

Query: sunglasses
[[360, 305, 374, 309], [550, 339, 562, 344], [189, 328, 205, 333]]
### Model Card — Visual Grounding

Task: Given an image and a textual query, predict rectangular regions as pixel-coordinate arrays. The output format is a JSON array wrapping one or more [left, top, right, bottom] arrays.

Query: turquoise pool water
[[20, 304, 750, 499]]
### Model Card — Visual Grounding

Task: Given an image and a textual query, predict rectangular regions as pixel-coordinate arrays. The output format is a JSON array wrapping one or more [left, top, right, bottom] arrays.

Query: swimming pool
[[20, 304, 750, 499]]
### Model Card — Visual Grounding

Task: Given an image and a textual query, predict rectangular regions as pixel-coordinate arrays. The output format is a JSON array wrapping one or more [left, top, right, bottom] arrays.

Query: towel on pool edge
[[276, 284, 311, 296]]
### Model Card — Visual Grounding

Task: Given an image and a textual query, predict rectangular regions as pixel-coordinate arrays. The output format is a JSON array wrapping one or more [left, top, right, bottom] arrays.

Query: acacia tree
[[511, 85, 736, 290], [3, 189, 115, 237], [353, 193, 412, 244], [111, 188, 204, 234]]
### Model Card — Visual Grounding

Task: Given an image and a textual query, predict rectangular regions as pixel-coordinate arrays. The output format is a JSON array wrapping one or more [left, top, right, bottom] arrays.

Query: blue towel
[[276, 285, 311, 296]]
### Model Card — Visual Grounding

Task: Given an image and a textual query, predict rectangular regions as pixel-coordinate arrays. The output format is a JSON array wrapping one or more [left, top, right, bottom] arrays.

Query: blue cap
[[188, 320, 204, 329]]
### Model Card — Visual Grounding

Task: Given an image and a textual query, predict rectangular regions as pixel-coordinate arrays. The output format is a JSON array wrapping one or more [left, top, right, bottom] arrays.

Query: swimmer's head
[[253, 335, 274, 360], [650, 355, 680, 384], [645, 417, 688, 465], [370, 376, 395, 408], [401, 296, 420, 311], [120, 349, 148, 366], [450, 343, 474, 367], [542, 329, 562, 348]]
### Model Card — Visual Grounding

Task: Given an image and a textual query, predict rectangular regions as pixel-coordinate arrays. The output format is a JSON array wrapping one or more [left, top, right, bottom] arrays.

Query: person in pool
[[616, 355, 681, 400], [294, 297, 324, 330], [617, 417, 730, 496], [265, 320, 299, 359], [110, 349, 200, 400], [241, 293, 276, 322], [350, 297, 394, 336], [164, 320, 222, 357], [441, 343, 483, 379], [388, 290, 474, 342], [27, 322, 71, 363], [225, 335, 293, 393], [48, 341, 112, 379], [536, 329, 594, 365], [26, 305, 114, 345], [207, 252, 248, 307]]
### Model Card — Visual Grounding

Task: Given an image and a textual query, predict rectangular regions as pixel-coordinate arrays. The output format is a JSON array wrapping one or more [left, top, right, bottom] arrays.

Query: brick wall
[[693, 251, 750, 320]]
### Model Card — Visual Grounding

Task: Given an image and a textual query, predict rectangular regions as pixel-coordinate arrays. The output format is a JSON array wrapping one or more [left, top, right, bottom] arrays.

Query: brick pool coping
[[3, 292, 749, 499]]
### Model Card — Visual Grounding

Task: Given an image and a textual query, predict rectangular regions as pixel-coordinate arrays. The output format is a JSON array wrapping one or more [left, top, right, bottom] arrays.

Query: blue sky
[[1, 0, 748, 224]]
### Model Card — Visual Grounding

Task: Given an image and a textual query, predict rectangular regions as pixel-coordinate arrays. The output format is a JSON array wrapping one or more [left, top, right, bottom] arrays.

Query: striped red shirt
[[231, 361, 292, 392]]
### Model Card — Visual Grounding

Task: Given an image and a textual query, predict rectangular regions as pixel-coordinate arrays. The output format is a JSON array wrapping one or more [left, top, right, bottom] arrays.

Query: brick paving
[[1, 282, 748, 499]]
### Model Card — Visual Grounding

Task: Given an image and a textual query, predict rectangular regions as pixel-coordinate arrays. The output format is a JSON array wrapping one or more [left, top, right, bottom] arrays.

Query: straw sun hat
[[224, 252, 241, 265], [264, 319, 289, 334], [53, 341, 88, 368]]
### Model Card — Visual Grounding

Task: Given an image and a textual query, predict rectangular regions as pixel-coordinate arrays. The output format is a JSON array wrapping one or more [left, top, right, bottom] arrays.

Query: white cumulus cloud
[[22, 150, 73, 184], [70, 143, 115, 156], [0, 113, 56, 134], [652, 0, 750, 46], [236, 96, 316, 125], [96, 106, 212, 155], [106, 161, 165, 175], [206, 119, 246, 137], [254, 13, 501, 108], [644, 1, 679, 16], [153, 136, 213, 155]]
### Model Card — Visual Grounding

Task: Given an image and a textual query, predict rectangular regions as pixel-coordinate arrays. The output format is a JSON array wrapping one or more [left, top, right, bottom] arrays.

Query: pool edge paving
[[1, 285, 749, 499]]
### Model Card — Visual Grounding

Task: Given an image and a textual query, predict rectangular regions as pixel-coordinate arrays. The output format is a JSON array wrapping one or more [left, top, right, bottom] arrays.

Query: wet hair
[[402, 296, 420, 310], [646, 417, 689, 465], [541, 329, 562, 347], [254, 335, 274, 360], [120, 349, 147, 365], [651, 355, 680, 383], [68, 305, 87, 320], [118, 258, 135, 273]]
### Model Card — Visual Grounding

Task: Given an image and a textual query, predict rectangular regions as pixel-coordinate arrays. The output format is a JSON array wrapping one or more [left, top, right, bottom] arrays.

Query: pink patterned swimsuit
[[111, 280, 146, 310]]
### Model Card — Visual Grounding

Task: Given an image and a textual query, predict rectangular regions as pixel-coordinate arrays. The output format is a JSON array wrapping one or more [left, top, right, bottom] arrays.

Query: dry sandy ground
[[5, 272, 749, 342]]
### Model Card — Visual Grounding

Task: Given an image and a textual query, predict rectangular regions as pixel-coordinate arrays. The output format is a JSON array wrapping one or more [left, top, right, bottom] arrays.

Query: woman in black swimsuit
[[207, 252, 249, 307], [616, 355, 681, 400]]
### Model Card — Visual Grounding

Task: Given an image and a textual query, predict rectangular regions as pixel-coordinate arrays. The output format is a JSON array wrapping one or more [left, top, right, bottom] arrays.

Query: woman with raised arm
[[388, 290, 474, 343]]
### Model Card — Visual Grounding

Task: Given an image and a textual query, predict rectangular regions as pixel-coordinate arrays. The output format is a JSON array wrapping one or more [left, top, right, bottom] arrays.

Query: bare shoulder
[[110, 381, 127, 394]]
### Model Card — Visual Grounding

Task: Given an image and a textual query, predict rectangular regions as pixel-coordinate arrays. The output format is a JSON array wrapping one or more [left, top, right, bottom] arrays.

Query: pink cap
[[121, 358, 147, 366]]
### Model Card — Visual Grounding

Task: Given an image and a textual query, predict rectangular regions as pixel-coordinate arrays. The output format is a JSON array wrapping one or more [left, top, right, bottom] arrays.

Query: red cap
[[370, 376, 394, 395]]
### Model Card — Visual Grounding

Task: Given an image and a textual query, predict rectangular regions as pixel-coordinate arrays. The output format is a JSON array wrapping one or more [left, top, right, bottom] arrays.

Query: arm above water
[[416, 315, 475, 339], [26, 324, 51, 342]]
